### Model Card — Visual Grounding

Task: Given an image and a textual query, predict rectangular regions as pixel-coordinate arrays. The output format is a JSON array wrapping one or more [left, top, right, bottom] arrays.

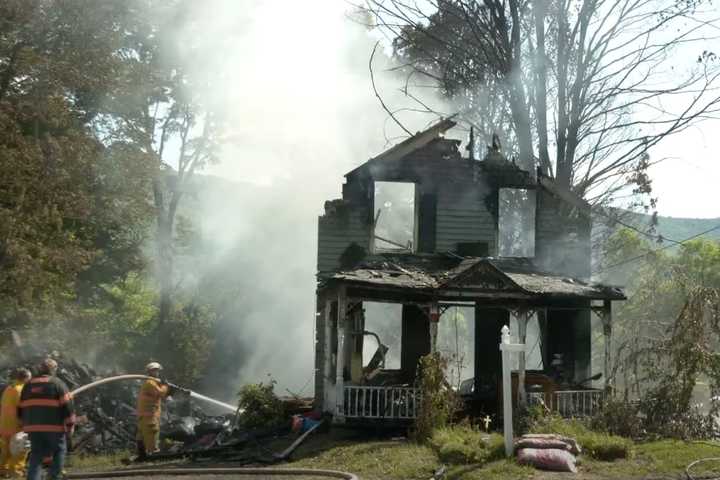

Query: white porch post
[[429, 303, 439, 352], [335, 287, 347, 420], [516, 309, 528, 407], [500, 325, 524, 457], [601, 300, 613, 392], [323, 298, 334, 412]]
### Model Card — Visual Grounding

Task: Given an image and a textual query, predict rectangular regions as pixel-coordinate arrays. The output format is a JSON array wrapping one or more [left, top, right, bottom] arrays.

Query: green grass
[[528, 415, 633, 460], [293, 439, 438, 480], [292, 436, 537, 480], [64, 428, 720, 479], [584, 439, 720, 478], [429, 425, 505, 465]]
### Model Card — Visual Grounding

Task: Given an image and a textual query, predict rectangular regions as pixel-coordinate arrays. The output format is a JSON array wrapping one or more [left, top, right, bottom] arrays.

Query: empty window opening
[[508, 312, 542, 371], [362, 302, 402, 370], [373, 181, 416, 252], [437, 306, 475, 388], [498, 188, 536, 257]]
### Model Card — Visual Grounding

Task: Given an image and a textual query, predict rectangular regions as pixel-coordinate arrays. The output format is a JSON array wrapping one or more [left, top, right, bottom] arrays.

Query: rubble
[[0, 354, 319, 463], [0, 355, 232, 455]]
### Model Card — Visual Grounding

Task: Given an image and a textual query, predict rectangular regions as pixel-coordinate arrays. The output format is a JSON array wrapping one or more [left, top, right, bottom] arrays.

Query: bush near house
[[429, 424, 505, 465], [413, 353, 462, 441], [237, 379, 286, 428]]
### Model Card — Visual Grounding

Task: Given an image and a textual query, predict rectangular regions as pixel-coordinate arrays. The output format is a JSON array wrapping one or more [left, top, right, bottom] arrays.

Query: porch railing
[[343, 386, 420, 419], [528, 389, 604, 418]]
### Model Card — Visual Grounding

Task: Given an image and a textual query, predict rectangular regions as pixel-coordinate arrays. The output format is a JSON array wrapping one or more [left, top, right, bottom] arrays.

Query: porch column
[[601, 300, 612, 392], [517, 309, 529, 407], [335, 286, 347, 419], [429, 303, 440, 353], [323, 297, 334, 411]]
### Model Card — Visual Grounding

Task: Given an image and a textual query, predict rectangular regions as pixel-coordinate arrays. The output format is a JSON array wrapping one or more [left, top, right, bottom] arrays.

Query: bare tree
[[364, 0, 720, 206]]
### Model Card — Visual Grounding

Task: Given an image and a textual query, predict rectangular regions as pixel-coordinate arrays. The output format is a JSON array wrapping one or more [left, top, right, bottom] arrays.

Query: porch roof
[[322, 254, 625, 301]]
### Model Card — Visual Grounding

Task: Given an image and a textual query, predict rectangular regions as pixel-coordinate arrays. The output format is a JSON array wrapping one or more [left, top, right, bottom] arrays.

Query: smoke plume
[[162, 0, 452, 399]]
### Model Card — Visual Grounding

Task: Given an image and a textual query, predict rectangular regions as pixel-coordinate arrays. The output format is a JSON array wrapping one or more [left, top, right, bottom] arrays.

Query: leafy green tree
[[99, 0, 222, 330], [600, 229, 720, 399], [0, 1, 154, 330]]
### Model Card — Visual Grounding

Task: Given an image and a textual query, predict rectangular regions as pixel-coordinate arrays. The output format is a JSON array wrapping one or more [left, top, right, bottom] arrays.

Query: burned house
[[313, 119, 624, 424]]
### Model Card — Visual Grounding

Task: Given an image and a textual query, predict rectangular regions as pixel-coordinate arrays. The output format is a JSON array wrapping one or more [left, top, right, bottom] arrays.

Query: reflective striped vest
[[0, 381, 24, 436], [136, 379, 169, 420], [19, 375, 75, 433]]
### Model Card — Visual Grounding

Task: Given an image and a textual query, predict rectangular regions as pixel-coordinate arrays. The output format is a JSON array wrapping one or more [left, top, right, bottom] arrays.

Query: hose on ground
[[66, 467, 359, 480], [686, 457, 720, 480]]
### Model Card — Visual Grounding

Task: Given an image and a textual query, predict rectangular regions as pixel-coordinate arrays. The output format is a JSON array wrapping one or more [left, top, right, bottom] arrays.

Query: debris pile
[[1, 356, 233, 455], [514, 434, 581, 473], [0, 354, 319, 463]]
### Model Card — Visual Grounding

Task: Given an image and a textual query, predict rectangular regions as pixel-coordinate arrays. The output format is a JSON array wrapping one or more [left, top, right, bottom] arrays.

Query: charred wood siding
[[346, 142, 498, 257], [535, 189, 591, 278], [417, 193, 437, 253], [436, 181, 496, 254], [317, 207, 371, 273]]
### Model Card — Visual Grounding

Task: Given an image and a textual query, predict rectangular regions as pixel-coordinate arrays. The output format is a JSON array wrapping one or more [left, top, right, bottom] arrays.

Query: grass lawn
[[65, 433, 720, 479], [291, 430, 720, 480]]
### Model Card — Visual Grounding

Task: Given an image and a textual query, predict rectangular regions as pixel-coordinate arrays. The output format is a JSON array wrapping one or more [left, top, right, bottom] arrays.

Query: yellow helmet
[[145, 362, 163, 372]]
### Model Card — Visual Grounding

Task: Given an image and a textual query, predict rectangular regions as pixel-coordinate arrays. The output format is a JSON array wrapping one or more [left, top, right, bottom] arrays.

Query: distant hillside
[[650, 215, 720, 242], [606, 210, 720, 244]]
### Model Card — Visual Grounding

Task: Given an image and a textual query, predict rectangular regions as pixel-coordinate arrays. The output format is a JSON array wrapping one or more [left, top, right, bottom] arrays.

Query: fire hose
[[66, 467, 359, 479], [686, 456, 720, 480], [70, 375, 238, 413]]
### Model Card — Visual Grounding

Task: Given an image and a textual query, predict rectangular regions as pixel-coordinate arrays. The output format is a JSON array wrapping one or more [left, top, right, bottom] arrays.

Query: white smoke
[[164, 0, 453, 398]]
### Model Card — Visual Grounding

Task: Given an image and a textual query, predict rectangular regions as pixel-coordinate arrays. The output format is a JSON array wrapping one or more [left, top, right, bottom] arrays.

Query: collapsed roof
[[323, 254, 624, 301]]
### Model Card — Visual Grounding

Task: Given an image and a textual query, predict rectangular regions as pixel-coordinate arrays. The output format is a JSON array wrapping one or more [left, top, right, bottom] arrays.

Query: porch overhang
[[318, 253, 625, 304]]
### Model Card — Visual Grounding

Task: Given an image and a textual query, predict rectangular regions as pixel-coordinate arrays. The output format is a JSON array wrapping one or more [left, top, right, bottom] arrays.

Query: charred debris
[[0, 351, 317, 464]]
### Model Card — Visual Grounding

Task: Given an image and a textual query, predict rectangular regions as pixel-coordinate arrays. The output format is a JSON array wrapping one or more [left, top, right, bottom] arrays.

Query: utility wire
[[598, 223, 720, 273], [594, 207, 682, 245]]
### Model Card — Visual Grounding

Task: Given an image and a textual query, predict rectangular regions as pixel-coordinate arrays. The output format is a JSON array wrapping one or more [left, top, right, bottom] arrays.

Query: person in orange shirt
[[0, 368, 31, 477], [136, 362, 173, 459]]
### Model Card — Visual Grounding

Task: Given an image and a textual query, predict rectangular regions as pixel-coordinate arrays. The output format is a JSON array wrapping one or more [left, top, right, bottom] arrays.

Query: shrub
[[590, 398, 643, 439], [638, 386, 718, 440], [237, 379, 286, 428], [528, 411, 634, 461], [429, 424, 505, 465], [413, 353, 461, 442]]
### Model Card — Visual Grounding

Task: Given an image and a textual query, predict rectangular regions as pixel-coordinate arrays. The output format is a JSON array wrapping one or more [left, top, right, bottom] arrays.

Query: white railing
[[343, 386, 420, 419], [528, 389, 604, 418]]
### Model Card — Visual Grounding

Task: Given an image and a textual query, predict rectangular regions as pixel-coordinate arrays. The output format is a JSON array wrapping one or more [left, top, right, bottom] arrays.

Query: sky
[[649, 122, 720, 218]]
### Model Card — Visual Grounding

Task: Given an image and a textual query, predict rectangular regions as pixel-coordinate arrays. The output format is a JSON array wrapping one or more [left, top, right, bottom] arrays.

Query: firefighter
[[135, 362, 175, 459], [0, 368, 31, 477], [19, 358, 74, 480]]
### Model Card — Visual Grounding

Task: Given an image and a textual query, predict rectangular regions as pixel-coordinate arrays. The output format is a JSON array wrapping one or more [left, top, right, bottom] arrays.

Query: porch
[[314, 254, 624, 424]]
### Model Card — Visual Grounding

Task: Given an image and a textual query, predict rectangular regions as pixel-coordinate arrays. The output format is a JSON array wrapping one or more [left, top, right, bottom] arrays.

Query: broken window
[[373, 181, 416, 253], [362, 302, 401, 370], [437, 306, 475, 388], [498, 188, 536, 257], [508, 312, 543, 370]]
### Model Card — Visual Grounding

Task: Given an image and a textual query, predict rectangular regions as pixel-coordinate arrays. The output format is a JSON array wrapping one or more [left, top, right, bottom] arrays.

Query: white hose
[[69, 375, 238, 413], [70, 375, 152, 396]]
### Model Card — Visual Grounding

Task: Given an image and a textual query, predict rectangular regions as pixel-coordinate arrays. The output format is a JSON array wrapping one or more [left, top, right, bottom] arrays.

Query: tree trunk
[[533, 2, 552, 176], [508, 0, 535, 175], [153, 178, 173, 327]]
